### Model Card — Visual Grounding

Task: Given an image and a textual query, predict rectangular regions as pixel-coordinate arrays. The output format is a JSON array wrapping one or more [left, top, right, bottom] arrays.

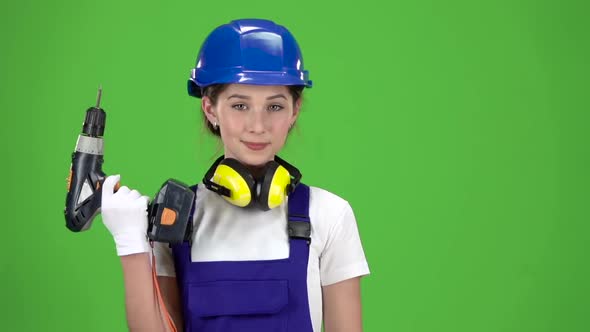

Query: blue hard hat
[[188, 19, 312, 98]]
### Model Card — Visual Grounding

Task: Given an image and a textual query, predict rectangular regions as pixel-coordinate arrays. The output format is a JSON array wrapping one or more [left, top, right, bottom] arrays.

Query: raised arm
[[101, 175, 172, 332], [120, 253, 167, 331], [157, 276, 184, 331]]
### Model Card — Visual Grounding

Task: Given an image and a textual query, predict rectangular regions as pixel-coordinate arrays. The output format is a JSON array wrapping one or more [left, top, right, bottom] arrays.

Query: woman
[[101, 19, 370, 332]]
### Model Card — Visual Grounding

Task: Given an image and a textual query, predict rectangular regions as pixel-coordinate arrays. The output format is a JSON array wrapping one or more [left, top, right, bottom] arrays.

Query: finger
[[102, 175, 121, 197], [117, 185, 131, 196], [128, 189, 141, 200], [139, 195, 150, 206]]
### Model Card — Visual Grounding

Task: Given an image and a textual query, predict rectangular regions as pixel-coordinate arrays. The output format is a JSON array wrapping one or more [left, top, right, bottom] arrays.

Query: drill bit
[[96, 85, 103, 108], [82, 86, 107, 137]]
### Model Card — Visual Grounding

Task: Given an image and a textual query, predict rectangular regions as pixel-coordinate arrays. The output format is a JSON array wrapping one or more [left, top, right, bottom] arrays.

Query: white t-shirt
[[154, 184, 370, 332]]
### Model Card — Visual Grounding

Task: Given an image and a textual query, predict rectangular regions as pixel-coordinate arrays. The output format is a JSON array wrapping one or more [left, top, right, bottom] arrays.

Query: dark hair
[[201, 84, 305, 136]]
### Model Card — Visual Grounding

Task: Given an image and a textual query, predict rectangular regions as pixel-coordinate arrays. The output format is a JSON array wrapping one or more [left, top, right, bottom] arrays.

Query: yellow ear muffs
[[203, 157, 256, 207], [257, 162, 291, 210], [203, 155, 302, 210], [213, 160, 255, 207]]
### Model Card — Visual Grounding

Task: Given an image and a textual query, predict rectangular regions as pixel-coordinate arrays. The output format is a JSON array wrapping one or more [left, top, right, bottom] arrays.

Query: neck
[[245, 164, 267, 179]]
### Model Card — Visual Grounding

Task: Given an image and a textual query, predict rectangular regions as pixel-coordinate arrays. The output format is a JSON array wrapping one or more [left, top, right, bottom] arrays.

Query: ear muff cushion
[[213, 159, 255, 207], [259, 162, 291, 210]]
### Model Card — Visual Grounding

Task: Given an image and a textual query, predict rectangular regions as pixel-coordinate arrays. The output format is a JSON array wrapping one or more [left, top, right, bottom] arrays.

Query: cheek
[[218, 111, 244, 135], [220, 123, 242, 143], [277, 122, 291, 134], [270, 112, 293, 131], [271, 120, 292, 142]]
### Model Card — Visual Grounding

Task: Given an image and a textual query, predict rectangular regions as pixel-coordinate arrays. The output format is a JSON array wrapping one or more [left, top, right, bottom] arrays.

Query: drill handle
[[65, 151, 107, 232]]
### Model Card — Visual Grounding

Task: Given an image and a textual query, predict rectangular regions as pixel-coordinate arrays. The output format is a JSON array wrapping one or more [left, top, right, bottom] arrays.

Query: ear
[[202, 96, 218, 126]]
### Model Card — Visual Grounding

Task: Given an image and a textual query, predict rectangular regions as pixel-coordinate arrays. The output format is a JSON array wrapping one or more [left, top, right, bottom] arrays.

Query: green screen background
[[1, 0, 588, 331]]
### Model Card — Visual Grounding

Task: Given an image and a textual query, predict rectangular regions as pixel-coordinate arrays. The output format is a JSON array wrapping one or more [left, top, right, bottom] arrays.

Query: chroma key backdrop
[[1, 0, 588, 331]]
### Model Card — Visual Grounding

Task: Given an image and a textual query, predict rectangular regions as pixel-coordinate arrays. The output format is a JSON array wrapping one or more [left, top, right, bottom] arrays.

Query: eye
[[268, 104, 284, 112], [232, 103, 248, 111]]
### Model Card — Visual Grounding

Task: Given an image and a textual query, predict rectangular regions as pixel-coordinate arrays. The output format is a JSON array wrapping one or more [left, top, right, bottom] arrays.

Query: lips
[[243, 141, 269, 151]]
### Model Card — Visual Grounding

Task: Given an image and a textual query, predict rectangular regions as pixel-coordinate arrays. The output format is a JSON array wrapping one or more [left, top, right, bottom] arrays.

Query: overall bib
[[171, 184, 314, 332]]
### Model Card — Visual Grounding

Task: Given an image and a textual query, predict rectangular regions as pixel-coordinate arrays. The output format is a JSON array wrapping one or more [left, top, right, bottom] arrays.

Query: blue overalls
[[171, 184, 314, 332]]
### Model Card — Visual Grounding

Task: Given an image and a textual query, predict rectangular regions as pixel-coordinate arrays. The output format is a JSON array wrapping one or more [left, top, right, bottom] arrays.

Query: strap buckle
[[288, 220, 311, 244]]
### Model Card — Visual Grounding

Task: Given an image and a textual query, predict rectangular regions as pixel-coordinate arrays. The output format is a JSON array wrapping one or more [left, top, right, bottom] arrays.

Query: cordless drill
[[64, 87, 110, 232], [64, 88, 195, 244]]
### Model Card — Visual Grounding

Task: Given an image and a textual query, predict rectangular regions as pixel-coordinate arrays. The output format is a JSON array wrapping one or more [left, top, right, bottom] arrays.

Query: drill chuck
[[82, 107, 106, 137]]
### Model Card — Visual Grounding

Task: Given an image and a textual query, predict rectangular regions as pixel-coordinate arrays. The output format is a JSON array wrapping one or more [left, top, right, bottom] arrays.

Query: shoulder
[[307, 185, 351, 214], [305, 185, 355, 234]]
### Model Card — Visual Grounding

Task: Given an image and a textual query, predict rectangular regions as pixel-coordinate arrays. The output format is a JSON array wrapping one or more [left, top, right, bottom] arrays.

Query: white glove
[[101, 175, 151, 256]]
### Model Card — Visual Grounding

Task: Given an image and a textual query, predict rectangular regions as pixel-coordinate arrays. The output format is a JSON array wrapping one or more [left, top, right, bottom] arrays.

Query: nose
[[246, 108, 267, 134]]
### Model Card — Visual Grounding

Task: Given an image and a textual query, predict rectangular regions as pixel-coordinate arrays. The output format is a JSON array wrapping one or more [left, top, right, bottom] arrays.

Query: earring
[[213, 122, 218, 129]]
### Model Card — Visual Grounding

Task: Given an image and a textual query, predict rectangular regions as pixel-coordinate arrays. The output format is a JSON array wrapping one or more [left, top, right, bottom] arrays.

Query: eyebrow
[[226, 94, 287, 100], [227, 94, 250, 100], [266, 94, 287, 101]]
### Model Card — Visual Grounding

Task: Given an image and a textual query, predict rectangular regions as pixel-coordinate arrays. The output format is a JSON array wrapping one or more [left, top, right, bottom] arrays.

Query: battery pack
[[147, 179, 195, 244]]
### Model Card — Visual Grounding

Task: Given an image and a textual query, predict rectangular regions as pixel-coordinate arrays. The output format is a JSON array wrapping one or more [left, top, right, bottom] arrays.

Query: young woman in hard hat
[[100, 19, 370, 332]]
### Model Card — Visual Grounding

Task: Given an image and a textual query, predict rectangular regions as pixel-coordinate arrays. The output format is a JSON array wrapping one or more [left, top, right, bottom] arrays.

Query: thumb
[[102, 174, 121, 198]]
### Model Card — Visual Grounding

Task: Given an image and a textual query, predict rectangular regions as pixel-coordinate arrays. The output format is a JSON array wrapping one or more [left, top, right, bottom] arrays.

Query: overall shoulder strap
[[287, 183, 311, 244], [188, 184, 199, 223], [184, 184, 199, 245], [171, 184, 199, 279]]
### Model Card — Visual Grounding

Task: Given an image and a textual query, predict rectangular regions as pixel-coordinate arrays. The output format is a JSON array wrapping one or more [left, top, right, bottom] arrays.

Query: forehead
[[221, 84, 290, 98]]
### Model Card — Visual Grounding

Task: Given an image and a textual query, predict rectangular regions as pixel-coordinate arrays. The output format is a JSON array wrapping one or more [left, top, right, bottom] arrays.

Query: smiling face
[[202, 84, 301, 168]]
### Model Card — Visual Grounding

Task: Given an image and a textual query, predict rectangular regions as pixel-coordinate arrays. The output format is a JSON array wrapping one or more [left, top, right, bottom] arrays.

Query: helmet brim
[[188, 69, 312, 98]]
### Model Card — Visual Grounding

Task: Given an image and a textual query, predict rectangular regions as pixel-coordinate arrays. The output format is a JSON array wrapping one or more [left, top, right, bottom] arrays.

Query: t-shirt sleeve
[[319, 203, 370, 286], [153, 241, 176, 277]]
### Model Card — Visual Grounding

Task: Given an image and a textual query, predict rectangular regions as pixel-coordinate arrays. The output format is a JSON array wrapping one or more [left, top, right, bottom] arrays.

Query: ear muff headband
[[274, 156, 302, 194]]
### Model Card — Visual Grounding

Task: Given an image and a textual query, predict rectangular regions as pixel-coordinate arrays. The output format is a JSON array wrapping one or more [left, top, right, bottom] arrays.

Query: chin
[[238, 152, 275, 167]]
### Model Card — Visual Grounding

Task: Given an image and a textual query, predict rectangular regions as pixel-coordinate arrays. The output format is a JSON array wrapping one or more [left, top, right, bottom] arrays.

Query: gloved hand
[[101, 175, 151, 256]]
